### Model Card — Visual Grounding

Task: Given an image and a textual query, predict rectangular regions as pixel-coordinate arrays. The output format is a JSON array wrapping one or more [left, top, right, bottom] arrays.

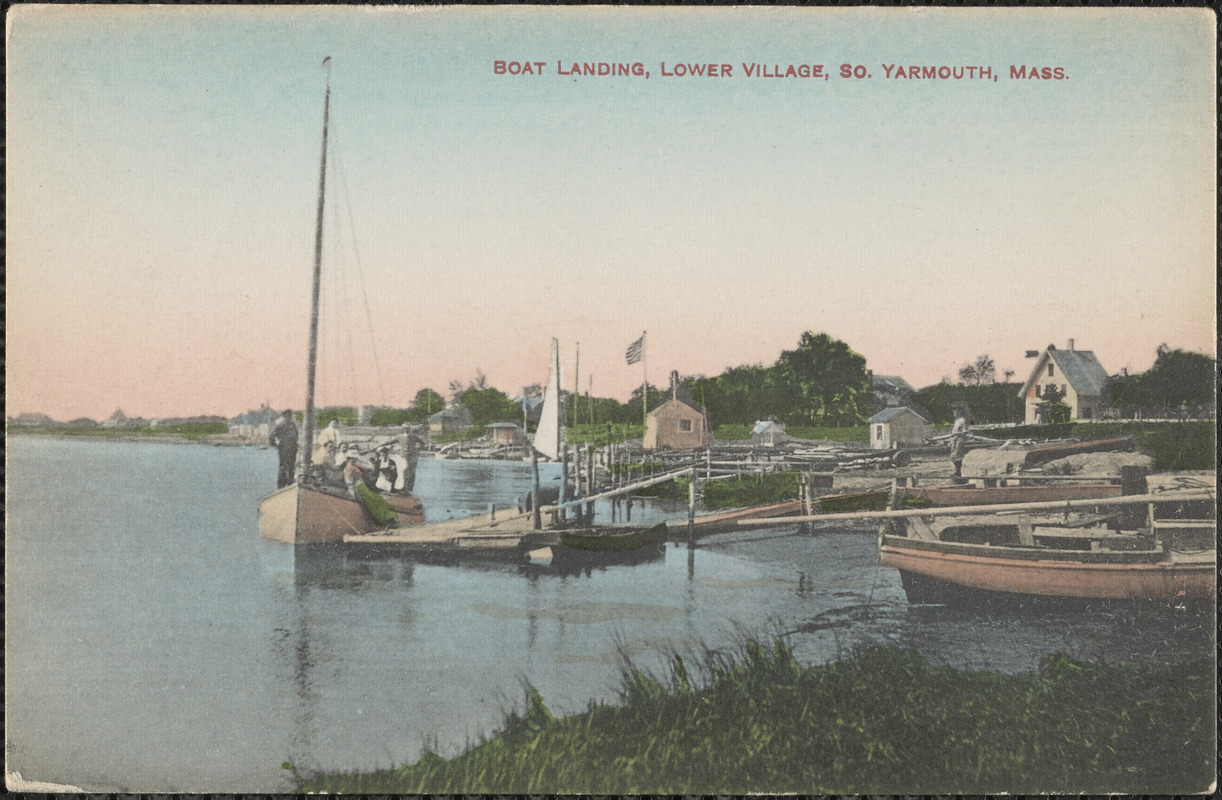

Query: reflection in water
[[471, 602, 686, 624]]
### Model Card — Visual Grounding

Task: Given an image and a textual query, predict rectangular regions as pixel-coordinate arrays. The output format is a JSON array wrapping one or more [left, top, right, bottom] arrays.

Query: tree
[[773, 332, 872, 426], [1035, 385, 1071, 424], [458, 387, 520, 428], [958, 354, 997, 386], [412, 388, 444, 415], [1143, 347, 1214, 409]]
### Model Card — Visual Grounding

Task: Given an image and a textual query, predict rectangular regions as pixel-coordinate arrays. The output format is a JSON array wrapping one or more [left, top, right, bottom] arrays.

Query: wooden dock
[[343, 509, 555, 550]]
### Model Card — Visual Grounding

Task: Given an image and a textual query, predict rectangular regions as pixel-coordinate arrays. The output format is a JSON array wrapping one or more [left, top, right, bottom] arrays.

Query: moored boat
[[878, 494, 1215, 603], [257, 60, 425, 545], [560, 522, 668, 552]]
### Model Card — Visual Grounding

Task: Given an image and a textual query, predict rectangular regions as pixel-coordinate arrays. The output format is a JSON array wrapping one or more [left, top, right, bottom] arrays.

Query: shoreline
[[6, 429, 260, 447]]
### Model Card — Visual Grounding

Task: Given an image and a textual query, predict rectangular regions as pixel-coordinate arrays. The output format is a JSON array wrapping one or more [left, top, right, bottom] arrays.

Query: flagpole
[[641, 331, 648, 429]]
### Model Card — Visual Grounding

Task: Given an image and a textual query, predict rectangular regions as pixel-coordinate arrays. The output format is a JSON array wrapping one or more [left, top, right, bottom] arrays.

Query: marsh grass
[[298, 640, 1213, 794], [635, 471, 800, 509]]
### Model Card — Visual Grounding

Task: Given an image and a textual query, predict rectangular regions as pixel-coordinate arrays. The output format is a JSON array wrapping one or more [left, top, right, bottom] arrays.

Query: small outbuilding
[[643, 398, 714, 451], [751, 418, 787, 447], [869, 406, 934, 450], [428, 402, 473, 436], [486, 421, 523, 445]]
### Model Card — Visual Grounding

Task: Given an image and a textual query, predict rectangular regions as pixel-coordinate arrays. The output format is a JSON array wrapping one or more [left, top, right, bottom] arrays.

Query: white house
[[1018, 341, 1109, 424], [869, 406, 933, 449]]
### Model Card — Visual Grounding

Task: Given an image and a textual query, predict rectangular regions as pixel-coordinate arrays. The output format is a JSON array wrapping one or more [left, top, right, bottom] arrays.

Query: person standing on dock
[[949, 403, 970, 478], [268, 410, 298, 489]]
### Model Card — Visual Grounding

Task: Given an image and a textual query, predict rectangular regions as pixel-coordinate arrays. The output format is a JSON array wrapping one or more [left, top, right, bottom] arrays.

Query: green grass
[[297, 640, 1214, 795], [566, 423, 645, 445], [635, 471, 799, 509]]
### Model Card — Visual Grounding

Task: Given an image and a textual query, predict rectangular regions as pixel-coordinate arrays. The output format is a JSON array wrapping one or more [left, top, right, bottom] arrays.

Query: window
[[1035, 386, 1042, 398], [679, 419, 692, 432], [1082, 406, 1091, 419], [876, 425, 883, 439], [1047, 363, 1054, 377]]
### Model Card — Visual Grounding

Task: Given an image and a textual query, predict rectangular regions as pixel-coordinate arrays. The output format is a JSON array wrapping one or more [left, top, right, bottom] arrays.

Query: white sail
[[534, 338, 564, 461]]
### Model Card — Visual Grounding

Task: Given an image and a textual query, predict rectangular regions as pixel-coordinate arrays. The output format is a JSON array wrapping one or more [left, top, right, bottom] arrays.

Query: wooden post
[[530, 449, 542, 530], [586, 446, 595, 521], [688, 476, 697, 523], [559, 445, 569, 523]]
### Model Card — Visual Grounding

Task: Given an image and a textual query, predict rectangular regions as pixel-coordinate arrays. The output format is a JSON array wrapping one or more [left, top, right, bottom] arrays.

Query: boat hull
[[879, 535, 1215, 603], [258, 483, 424, 544], [906, 483, 1122, 506]]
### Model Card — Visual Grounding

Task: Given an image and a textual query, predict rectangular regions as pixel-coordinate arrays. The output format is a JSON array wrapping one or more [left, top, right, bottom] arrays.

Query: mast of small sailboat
[[296, 57, 332, 483]]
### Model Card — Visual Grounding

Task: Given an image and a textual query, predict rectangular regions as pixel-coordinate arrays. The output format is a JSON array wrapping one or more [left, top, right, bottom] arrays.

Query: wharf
[[343, 509, 557, 551]]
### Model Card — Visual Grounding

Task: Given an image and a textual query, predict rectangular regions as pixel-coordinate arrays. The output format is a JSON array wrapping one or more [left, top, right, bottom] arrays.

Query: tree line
[[337, 340, 1211, 433]]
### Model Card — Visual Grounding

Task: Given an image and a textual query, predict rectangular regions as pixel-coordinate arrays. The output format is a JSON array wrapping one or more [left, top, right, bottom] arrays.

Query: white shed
[[869, 407, 933, 450]]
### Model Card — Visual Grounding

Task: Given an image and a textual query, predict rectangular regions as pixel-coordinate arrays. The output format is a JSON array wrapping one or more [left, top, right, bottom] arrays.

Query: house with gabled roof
[[1018, 340, 1109, 424]]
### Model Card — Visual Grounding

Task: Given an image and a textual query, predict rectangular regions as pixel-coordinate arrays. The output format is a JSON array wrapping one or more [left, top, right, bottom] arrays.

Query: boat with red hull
[[879, 495, 1215, 604], [260, 483, 425, 545]]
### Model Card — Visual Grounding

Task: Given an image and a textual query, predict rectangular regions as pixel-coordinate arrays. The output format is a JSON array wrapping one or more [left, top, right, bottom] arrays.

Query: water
[[5, 435, 1213, 792]]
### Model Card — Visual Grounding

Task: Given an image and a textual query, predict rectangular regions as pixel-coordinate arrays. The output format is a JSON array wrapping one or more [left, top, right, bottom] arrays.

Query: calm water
[[5, 435, 1213, 792]]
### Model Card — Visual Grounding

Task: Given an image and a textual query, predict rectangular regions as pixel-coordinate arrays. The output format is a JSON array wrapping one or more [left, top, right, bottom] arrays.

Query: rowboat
[[560, 522, 668, 552], [878, 494, 1215, 604]]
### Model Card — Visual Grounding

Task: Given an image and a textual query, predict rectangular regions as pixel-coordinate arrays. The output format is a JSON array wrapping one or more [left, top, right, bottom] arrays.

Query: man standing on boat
[[268, 410, 298, 489]]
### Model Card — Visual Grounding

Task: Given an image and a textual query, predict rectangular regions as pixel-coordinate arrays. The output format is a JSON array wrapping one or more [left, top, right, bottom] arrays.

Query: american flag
[[625, 334, 644, 365]]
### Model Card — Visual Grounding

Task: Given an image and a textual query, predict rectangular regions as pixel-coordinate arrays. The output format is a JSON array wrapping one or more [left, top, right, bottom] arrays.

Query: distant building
[[101, 409, 144, 429], [869, 406, 934, 450], [1018, 341, 1109, 424], [429, 402, 473, 436], [486, 421, 523, 445], [871, 374, 914, 407], [229, 407, 276, 441], [643, 398, 714, 451], [10, 412, 60, 428], [751, 418, 787, 447]]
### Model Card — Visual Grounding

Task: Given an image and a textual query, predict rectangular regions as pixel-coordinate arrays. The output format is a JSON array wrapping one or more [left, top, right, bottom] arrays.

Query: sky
[[7, 6, 1216, 421]]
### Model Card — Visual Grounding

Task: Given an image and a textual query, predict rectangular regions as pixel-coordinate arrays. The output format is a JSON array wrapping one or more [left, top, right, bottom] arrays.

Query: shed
[[643, 398, 714, 451], [751, 418, 787, 447], [428, 402, 473, 436], [869, 406, 933, 450], [486, 421, 523, 445]]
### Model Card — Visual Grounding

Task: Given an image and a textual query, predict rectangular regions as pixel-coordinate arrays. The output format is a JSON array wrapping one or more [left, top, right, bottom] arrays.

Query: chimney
[[1067, 338, 1075, 351]]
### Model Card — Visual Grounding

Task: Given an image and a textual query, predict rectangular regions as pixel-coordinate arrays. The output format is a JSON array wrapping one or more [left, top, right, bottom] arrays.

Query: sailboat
[[533, 338, 564, 461], [258, 59, 425, 545]]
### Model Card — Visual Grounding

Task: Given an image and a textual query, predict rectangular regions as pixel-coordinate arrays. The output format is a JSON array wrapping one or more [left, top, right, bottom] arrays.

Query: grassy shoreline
[[297, 641, 1214, 795], [7, 426, 226, 443]]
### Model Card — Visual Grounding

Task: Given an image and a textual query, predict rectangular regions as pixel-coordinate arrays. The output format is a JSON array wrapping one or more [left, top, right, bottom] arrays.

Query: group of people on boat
[[267, 411, 417, 498]]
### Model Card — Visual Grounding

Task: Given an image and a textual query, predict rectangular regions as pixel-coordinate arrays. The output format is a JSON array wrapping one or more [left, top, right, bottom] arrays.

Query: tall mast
[[297, 57, 332, 481]]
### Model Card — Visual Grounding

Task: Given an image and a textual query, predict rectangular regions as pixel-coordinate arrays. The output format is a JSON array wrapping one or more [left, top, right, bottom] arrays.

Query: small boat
[[904, 481, 1123, 507], [257, 60, 424, 545], [878, 494, 1215, 604], [560, 522, 668, 552]]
